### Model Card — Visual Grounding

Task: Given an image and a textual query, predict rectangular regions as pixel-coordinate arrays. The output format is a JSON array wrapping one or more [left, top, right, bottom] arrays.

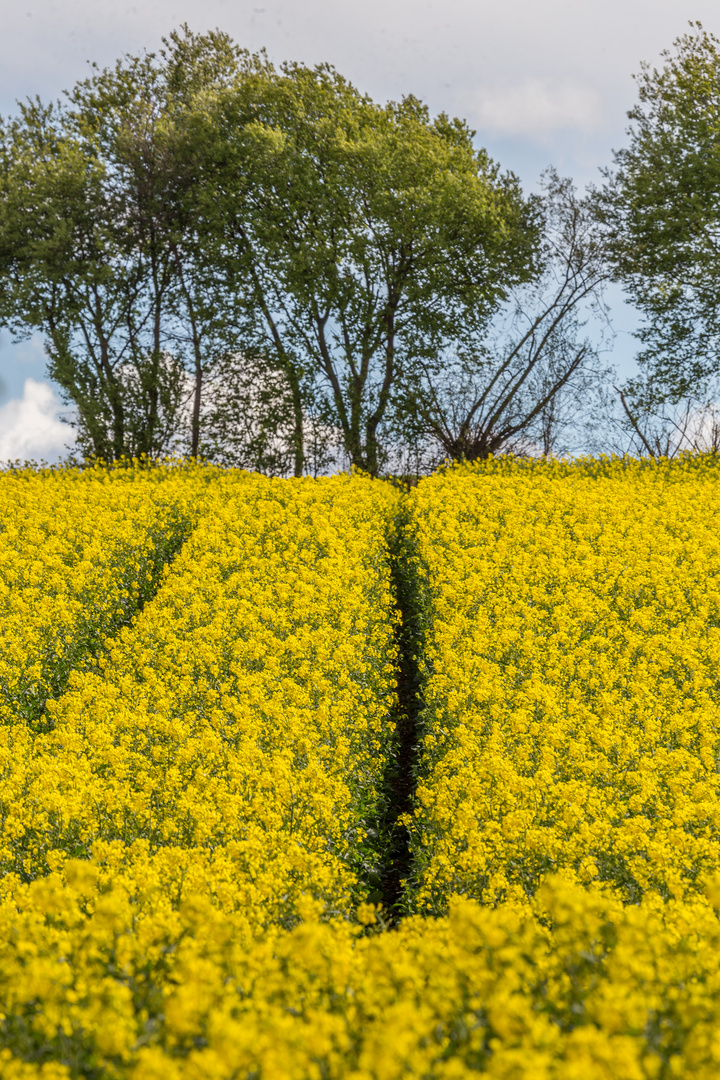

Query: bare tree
[[196, 348, 336, 476], [607, 380, 720, 458], [396, 171, 611, 466]]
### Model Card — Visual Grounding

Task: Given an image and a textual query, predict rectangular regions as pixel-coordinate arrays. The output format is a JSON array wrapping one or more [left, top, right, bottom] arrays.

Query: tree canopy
[[181, 50, 542, 474], [599, 22, 720, 408]]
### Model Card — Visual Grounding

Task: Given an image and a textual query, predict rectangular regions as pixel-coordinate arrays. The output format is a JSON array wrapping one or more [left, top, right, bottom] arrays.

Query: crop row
[[407, 455, 720, 912], [1, 469, 398, 910], [0, 462, 195, 727]]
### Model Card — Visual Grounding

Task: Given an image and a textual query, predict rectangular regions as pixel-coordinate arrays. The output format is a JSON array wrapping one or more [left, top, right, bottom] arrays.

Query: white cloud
[[462, 79, 605, 138], [0, 379, 74, 463]]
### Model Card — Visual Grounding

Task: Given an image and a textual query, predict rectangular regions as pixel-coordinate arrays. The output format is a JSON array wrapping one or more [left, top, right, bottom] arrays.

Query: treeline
[[1, 23, 720, 473]]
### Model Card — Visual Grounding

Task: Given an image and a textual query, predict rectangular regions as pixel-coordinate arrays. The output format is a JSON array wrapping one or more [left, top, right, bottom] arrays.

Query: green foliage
[[181, 57, 540, 475], [0, 29, 270, 462], [599, 22, 720, 405]]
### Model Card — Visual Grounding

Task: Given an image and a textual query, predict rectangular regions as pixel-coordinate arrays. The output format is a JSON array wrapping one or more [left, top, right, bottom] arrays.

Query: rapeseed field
[[2, 456, 720, 1078]]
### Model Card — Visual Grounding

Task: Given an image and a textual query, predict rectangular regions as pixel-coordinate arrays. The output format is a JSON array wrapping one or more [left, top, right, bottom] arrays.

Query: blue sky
[[1, 0, 717, 458]]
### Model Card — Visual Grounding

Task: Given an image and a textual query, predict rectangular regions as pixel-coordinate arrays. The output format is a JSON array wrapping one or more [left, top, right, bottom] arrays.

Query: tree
[[598, 377, 720, 459], [0, 28, 265, 461], [147, 28, 275, 459], [599, 22, 720, 406], [200, 66, 540, 476], [395, 172, 610, 466], [0, 94, 174, 460], [197, 347, 310, 474]]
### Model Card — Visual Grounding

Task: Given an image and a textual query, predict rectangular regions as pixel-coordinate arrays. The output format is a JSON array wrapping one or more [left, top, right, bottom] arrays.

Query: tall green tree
[[599, 22, 720, 407], [0, 94, 175, 460], [201, 64, 540, 475], [0, 29, 265, 461]]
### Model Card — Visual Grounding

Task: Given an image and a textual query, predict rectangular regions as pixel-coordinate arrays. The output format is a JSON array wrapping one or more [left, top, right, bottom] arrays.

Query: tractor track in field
[[378, 506, 425, 923], [32, 514, 193, 734]]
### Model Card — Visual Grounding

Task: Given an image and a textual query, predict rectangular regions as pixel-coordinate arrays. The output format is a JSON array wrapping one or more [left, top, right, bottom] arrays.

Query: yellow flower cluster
[[1, 470, 399, 924], [0, 462, 195, 728], [4, 867, 720, 1078], [407, 456, 720, 911]]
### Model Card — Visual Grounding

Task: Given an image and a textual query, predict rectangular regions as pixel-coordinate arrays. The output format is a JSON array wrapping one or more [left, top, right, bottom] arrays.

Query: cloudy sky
[[1, 0, 717, 460]]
